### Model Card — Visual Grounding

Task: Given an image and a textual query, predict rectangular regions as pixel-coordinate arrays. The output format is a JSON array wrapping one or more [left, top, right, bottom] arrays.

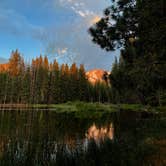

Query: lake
[[0, 109, 165, 166]]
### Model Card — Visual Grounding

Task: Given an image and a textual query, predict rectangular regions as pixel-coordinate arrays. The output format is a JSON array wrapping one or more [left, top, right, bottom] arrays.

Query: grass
[[0, 102, 165, 116], [27, 102, 166, 119], [29, 102, 118, 118]]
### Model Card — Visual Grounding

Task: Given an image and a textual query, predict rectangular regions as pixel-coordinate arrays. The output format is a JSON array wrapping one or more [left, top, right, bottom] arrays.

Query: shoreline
[[0, 102, 165, 113]]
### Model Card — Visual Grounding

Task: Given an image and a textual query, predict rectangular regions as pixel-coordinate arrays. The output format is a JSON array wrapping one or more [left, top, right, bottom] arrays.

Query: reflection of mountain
[[0, 123, 114, 158], [85, 123, 114, 142], [0, 110, 164, 165], [0, 110, 114, 159]]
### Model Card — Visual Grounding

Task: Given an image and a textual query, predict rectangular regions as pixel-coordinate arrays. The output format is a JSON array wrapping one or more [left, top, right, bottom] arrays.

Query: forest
[[0, 0, 165, 165], [0, 50, 111, 104], [0, 0, 165, 107], [89, 0, 166, 106]]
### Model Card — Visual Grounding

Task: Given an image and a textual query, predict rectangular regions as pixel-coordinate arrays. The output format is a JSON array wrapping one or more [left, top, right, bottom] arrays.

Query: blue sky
[[0, 0, 118, 70]]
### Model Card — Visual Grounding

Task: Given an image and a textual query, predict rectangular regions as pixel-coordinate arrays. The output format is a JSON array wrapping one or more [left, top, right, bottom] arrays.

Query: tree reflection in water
[[0, 110, 165, 166]]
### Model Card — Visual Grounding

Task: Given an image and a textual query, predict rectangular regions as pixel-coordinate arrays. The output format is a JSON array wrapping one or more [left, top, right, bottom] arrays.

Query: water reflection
[[0, 110, 164, 166], [85, 123, 114, 142], [0, 110, 115, 165]]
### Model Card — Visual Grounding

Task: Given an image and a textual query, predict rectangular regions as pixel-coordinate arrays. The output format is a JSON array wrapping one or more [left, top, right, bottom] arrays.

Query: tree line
[[0, 50, 111, 104], [89, 0, 166, 106]]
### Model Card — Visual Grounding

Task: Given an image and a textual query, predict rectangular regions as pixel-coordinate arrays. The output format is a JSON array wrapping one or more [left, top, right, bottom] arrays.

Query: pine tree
[[70, 63, 79, 100], [8, 50, 24, 76], [89, 0, 166, 105], [20, 67, 31, 103], [78, 64, 88, 101], [51, 60, 61, 103]]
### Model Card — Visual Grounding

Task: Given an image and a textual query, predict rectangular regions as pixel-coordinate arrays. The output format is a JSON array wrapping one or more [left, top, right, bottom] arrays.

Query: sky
[[0, 0, 119, 70]]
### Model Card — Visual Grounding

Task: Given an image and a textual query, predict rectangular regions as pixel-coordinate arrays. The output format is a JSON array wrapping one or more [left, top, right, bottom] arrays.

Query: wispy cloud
[[43, 0, 117, 69], [0, 0, 117, 70]]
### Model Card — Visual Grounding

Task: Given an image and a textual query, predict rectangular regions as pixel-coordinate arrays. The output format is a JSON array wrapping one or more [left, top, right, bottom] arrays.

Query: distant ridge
[[0, 57, 8, 64]]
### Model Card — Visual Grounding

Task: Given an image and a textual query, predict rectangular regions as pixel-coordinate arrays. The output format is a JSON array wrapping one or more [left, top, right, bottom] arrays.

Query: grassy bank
[[0, 102, 165, 119], [30, 102, 166, 113], [0, 102, 166, 112]]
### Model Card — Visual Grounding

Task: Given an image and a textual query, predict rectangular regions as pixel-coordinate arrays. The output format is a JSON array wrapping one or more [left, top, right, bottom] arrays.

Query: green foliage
[[0, 53, 111, 104], [89, 0, 166, 106]]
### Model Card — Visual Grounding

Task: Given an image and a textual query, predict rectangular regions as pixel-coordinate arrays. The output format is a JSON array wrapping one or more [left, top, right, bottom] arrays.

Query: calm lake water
[[0, 109, 165, 166]]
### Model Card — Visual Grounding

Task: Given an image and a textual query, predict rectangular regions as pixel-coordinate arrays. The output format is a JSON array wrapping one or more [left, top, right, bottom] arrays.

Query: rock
[[86, 69, 110, 85]]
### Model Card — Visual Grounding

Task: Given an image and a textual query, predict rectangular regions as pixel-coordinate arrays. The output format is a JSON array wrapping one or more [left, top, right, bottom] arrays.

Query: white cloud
[[42, 0, 118, 70], [59, 0, 108, 18], [0, 0, 117, 70], [57, 48, 68, 55], [77, 10, 86, 17]]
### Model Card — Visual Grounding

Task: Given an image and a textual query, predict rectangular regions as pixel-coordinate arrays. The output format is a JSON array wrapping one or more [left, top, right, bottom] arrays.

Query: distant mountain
[[86, 69, 110, 85], [0, 57, 8, 64]]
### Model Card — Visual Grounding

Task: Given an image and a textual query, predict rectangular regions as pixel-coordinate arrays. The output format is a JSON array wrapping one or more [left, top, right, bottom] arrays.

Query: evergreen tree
[[70, 63, 79, 100], [89, 0, 166, 105], [20, 67, 31, 103], [8, 49, 24, 76], [0, 53, 111, 104], [78, 64, 88, 101], [51, 60, 61, 103]]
